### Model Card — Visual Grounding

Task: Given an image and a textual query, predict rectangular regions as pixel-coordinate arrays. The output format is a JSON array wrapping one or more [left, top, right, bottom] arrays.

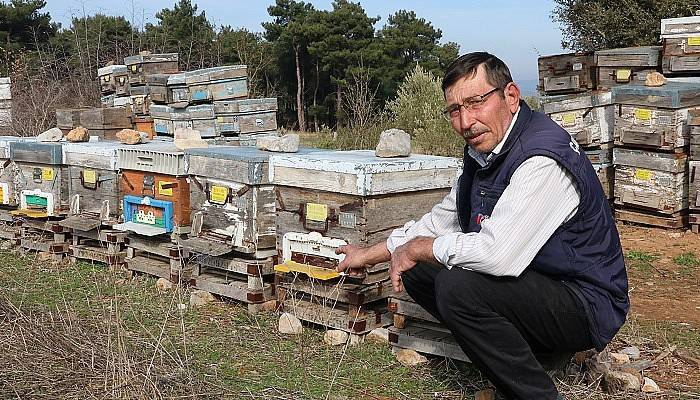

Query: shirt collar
[[467, 105, 521, 167]]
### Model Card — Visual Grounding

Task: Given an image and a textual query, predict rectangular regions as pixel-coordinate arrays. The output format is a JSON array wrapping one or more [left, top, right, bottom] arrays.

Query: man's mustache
[[463, 128, 488, 139]]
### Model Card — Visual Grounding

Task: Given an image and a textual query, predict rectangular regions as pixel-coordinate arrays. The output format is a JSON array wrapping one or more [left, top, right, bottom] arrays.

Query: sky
[[44, 0, 566, 94]]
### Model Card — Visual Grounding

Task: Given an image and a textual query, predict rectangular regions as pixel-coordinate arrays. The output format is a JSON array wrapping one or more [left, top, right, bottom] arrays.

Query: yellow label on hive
[[635, 108, 652, 121], [216, 116, 224, 123], [158, 181, 174, 196], [306, 203, 328, 222], [210, 185, 229, 204], [634, 169, 653, 181], [0, 187, 4, 204], [561, 112, 577, 126], [83, 169, 96, 184], [615, 69, 632, 82], [41, 168, 54, 181], [688, 36, 700, 46], [130, 65, 138, 72]]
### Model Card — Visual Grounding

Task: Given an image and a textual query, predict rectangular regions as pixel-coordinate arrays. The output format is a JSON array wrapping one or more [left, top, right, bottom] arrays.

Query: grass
[[625, 250, 661, 274], [672, 252, 700, 276], [1, 249, 698, 399]]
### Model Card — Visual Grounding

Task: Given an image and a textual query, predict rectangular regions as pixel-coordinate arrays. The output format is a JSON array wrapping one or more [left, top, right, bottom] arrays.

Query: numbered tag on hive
[[306, 203, 328, 222]]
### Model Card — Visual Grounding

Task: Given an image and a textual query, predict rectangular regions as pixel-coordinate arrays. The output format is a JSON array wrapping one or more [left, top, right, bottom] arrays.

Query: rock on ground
[[66, 126, 89, 142], [641, 377, 660, 393], [189, 290, 215, 307], [36, 127, 63, 142], [324, 330, 349, 346], [474, 388, 496, 400], [396, 348, 428, 366], [278, 312, 303, 334], [604, 370, 641, 392], [365, 328, 389, 345], [116, 129, 149, 145], [610, 352, 631, 364], [156, 277, 173, 292], [620, 346, 641, 360], [375, 128, 411, 158], [256, 134, 299, 153]]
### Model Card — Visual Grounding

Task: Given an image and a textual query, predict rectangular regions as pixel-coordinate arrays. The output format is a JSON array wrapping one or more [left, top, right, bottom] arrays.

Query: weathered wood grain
[[614, 105, 690, 151], [537, 52, 596, 94]]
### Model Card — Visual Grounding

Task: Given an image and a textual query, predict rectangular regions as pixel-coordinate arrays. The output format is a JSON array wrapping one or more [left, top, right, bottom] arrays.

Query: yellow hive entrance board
[[274, 261, 340, 280]]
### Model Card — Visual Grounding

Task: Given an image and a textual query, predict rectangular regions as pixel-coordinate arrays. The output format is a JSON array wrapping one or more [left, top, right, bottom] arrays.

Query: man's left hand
[[390, 236, 436, 292]]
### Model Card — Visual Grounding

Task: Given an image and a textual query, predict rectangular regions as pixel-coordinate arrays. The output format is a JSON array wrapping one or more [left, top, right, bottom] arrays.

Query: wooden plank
[[612, 83, 700, 109], [388, 297, 440, 324], [613, 105, 690, 151], [69, 244, 126, 265], [277, 276, 391, 305], [126, 255, 170, 279], [661, 16, 700, 38], [192, 272, 273, 304], [614, 165, 687, 214], [537, 52, 595, 94], [278, 295, 391, 334], [615, 208, 688, 229], [388, 322, 469, 362]]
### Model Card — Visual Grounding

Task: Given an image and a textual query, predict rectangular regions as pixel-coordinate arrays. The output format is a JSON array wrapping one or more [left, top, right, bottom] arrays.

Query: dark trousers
[[401, 262, 593, 400]]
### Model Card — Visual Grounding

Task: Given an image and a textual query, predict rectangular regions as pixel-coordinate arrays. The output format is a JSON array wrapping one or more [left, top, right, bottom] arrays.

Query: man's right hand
[[335, 241, 392, 276]]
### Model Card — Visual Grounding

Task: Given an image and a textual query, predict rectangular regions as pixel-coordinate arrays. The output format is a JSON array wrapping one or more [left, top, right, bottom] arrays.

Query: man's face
[[444, 64, 520, 154]]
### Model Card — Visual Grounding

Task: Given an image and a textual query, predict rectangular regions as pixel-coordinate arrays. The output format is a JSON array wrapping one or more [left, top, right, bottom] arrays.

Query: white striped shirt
[[386, 111, 580, 277]]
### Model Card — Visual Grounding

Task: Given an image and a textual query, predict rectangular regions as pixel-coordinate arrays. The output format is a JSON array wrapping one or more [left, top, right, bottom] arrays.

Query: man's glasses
[[442, 87, 503, 121]]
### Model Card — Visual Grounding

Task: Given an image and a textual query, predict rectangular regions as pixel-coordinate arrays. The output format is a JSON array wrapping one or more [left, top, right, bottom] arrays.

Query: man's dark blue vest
[[456, 101, 629, 350]]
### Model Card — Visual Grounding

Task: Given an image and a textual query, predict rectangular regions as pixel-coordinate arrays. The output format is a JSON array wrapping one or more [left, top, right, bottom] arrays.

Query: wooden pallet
[[192, 269, 274, 314], [388, 321, 469, 363], [615, 207, 688, 229], [0, 221, 21, 243], [126, 244, 192, 284], [277, 290, 391, 334], [68, 232, 127, 267], [18, 222, 70, 261], [276, 272, 392, 306]]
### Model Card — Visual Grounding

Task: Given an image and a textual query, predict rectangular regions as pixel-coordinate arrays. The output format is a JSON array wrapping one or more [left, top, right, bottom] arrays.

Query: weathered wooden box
[[543, 91, 613, 146], [538, 52, 596, 94], [689, 109, 700, 160], [594, 46, 661, 89], [97, 64, 128, 95], [123, 53, 179, 86], [60, 141, 122, 230], [184, 147, 291, 258], [612, 83, 700, 151], [188, 104, 217, 138], [0, 77, 10, 101], [0, 136, 34, 208], [128, 85, 151, 116], [145, 74, 169, 104], [166, 73, 189, 108], [185, 65, 248, 103], [115, 142, 190, 236], [9, 141, 68, 218], [613, 148, 688, 214], [661, 16, 700, 75], [271, 150, 460, 277], [100, 95, 132, 109], [150, 104, 216, 137], [214, 98, 278, 136], [56, 108, 83, 132], [688, 161, 700, 211], [79, 107, 132, 139]]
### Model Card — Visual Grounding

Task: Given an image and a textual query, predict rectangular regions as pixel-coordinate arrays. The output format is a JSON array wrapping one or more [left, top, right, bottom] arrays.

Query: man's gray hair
[[442, 52, 513, 94]]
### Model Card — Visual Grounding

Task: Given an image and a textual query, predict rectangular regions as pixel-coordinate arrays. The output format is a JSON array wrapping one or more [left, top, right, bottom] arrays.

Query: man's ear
[[505, 82, 521, 113]]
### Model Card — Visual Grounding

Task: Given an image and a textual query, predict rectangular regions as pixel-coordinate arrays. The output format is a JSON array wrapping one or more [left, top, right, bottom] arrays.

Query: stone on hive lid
[[174, 127, 208, 150], [66, 126, 89, 142], [375, 128, 411, 158], [37, 127, 63, 142], [116, 128, 150, 145], [256, 134, 299, 153], [645, 72, 666, 87]]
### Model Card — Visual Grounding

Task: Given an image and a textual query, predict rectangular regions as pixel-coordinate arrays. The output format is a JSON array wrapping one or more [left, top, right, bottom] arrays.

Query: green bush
[[386, 65, 463, 157]]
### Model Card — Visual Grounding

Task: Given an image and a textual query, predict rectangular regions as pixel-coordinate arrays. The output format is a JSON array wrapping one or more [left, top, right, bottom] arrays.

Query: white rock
[[610, 352, 631, 364], [278, 312, 303, 334], [156, 277, 173, 292], [323, 330, 349, 346], [620, 346, 641, 360], [375, 128, 411, 158], [189, 290, 215, 307], [365, 328, 389, 345], [256, 134, 299, 153], [396, 348, 428, 366], [174, 127, 208, 150], [37, 127, 63, 142], [604, 370, 641, 392], [641, 377, 660, 393]]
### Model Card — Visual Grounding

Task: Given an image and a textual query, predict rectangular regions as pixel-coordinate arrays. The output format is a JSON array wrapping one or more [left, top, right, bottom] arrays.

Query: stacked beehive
[[0, 136, 34, 243], [269, 150, 460, 337], [0, 78, 11, 135]]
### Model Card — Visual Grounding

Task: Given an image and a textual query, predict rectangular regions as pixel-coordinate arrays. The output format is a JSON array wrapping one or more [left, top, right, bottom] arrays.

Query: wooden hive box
[[9, 141, 68, 218], [537, 52, 596, 94], [613, 148, 688, 215], [689, 160, 700, 211], [214, 98, 278, 136], [0, 77, 10, 101], [128, 85, 151, 115], [59, 141, 122, 231], [184, 147, 316, 259], [145, 74, 169, 104], [0, 136, 34, 208], [79, 107, 132, 140], [97, 65, 128, 95], [100, 95, 132, 109], [123, 53, 179, 86], [661, 16, 700, 75], [271, 150, 460, 333], [594, 46, 661, 89], [543, 91, 613, 147], [188, 104, 217, 138], [55, 108, 84, 132], [689, 108, 700, 160], [185, 65, 248, 103], [612, 83, 700, 151], [114, 141, 190, 236], [150, 104, 175, 136], [165, 72, 189, 108]]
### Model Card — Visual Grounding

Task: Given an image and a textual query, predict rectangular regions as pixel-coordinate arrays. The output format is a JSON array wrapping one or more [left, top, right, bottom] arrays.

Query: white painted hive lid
[[269, 150, 462, 196]]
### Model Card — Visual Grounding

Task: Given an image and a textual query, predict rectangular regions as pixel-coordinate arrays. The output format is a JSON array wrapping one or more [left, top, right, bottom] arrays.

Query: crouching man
[[336, 52, 628, 400]]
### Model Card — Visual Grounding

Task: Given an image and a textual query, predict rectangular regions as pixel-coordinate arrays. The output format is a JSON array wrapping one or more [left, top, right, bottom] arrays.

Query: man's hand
[[336, 241, 392, 277], [390, 236, 436, 293]]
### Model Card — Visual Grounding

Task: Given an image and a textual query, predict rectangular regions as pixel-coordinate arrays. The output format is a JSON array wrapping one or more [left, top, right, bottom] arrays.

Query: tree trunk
[[336, 84, 342, 128], [313, 61, 319, 132], [295, 44, 306, 132]]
